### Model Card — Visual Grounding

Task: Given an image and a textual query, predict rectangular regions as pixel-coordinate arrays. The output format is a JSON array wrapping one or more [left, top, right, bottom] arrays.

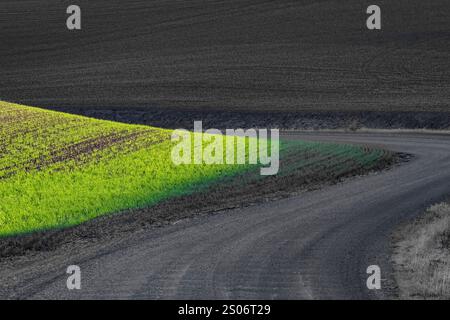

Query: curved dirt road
[[1, 132, 449, 300]]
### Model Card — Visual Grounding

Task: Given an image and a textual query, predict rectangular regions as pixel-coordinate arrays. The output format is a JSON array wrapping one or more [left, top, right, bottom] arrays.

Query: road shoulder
[[392, 202, 450, 299]]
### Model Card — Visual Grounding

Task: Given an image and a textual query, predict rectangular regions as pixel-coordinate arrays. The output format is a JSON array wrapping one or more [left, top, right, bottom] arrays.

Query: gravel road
[[1, 132, 449, 300]]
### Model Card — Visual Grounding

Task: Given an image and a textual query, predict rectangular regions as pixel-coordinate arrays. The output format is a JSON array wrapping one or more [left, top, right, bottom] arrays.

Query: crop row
[[0, 101, 391, 236]]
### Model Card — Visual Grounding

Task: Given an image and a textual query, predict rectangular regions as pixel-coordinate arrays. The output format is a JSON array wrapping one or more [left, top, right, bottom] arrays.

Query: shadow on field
[[49, 107, 450, 131], [0, 147, 406, 259]]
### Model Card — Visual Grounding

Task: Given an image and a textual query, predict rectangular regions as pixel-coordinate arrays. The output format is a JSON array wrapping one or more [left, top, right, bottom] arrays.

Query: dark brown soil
[[49, 107, 450, 130], [2, 0, 450, 116]]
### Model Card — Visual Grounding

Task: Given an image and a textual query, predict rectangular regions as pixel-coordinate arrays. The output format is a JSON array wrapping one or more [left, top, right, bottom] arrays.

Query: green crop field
[[0, 101, 392, 237]]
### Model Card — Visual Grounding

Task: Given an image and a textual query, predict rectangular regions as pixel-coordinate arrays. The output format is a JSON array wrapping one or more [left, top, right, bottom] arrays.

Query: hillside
[[1, 0, 449, 114], [0, 101, 392, 237]]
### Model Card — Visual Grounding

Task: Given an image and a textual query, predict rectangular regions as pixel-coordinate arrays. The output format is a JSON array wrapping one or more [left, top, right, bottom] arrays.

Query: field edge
[[0, 141, 402, 259]]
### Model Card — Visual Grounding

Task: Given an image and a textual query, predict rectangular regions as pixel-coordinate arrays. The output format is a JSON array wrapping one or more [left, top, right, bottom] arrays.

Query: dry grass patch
[[393, 203, 450, 299]]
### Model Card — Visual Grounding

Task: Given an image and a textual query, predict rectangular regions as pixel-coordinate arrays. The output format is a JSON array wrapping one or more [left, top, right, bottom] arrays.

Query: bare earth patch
[[392, 202, 450, 299]]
